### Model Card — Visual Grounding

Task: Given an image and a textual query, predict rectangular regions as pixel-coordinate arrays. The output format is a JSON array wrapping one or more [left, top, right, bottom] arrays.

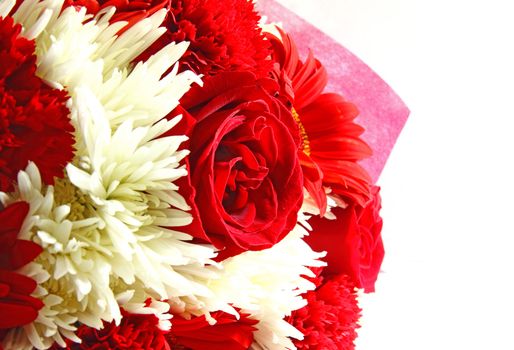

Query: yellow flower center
[[291, 107, 311, 156], [54, 177, 90, 221]]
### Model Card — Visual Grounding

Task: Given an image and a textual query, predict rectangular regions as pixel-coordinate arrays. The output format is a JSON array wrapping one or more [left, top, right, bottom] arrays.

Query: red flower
[[306, 186, 384, 292], [0, 202, 44, 332], [137, 0, 272, 78], [268, 28, 372, 212], [290, 274, 361, 350], [62, 0, 169, 29], [54, 310, 169, 350], [0, 16, 74, 192], [167, 311, 257, 350], [177, 71, 303, 258]]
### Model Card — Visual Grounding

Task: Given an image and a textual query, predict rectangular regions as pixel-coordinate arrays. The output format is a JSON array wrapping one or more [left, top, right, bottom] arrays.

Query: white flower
[[1, 1, 225, 349], [1, 164, 123, 348], [210, 225, 326, 350]]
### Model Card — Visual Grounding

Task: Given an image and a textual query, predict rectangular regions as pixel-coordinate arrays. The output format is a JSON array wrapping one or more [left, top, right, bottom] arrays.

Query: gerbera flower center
[[54, 177, 90, 221], [291, 108, 312, 156]]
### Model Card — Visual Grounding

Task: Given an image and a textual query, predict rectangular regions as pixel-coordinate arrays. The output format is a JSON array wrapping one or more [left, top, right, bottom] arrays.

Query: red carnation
[[176, 71, 304, 259], [306, 186, 384, 292], [167, 311, 258, 350], [137, 0, 272, 78], [53, 309, 169, 350], [0, 202, 44, 334], [290, 274, 361, 350], [267, 28, 372, 213], [0, 16, 74, 192]]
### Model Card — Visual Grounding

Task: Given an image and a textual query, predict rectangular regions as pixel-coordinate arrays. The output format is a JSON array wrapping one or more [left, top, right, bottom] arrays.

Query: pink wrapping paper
[[257, 0, 410, 182]]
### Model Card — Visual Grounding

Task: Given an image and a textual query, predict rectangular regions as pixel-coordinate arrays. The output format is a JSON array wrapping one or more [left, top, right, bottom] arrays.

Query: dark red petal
[[305, 207, 362, 281], [291, 51, 327, 109], [8, 240, 43, 270], [0, 270, 37, 295], [298, 151, 327, 215], [0, 302, 39, 329], [0, 201, 29, 239]]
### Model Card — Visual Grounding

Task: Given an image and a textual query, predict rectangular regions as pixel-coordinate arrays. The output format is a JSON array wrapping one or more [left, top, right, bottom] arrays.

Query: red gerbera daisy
[[268, 28, 372, 213], [0, 16, 74, 192], [137, 0, 273, 78], [0, 201, 44, 337]]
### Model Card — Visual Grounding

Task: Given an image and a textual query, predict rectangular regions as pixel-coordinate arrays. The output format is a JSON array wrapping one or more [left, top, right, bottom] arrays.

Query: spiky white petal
[[66, 86, 217, 301], [210, 226, 326, 350], [10, 0, 61, 40], [1, 164, 118, 349], [0, 0, 15, 18], [122, 298, 173, 331], [301, 188, 341, 222]]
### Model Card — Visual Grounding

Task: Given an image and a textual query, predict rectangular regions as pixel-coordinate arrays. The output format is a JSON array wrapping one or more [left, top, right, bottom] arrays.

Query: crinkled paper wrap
[[258, 0, 410, 181]]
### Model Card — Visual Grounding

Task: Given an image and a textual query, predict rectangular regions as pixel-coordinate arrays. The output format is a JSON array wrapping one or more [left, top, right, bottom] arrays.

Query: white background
[[275, 1, 514, 349]]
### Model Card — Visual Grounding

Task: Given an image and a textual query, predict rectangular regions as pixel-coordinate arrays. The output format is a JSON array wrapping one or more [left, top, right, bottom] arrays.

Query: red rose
[[0, 202, 44, 332], [290, 274, 361, 350], [179, 71, 303, 258], [167, 311, 257, 350], [306, 186, 384, 292]]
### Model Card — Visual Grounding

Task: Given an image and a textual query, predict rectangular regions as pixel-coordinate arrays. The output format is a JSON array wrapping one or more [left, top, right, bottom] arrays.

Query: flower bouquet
[[0, 0, 408, 349]]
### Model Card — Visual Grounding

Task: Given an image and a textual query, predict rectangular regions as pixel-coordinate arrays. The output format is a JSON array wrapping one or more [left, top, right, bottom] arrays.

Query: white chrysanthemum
[[0, 161, 226, 350], [209, 226, 326, 350], [0, 1, 228, 349], [33, 6, 198, 128], [1, 164, 93, 349]]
